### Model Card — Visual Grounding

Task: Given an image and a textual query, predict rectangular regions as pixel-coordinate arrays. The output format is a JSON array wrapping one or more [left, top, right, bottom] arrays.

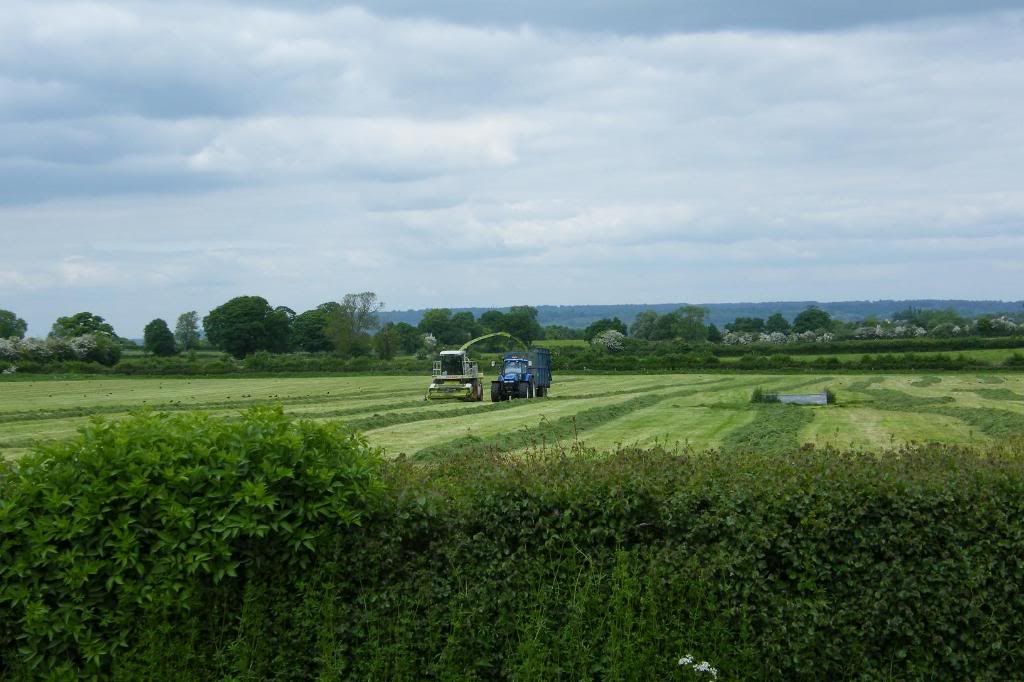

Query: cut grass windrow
[[336, 379, 740, 432], [910, 376, 941, 388], [0, 388, 418, 424], [968, 388, 1024, 402], [412, 387, 716, 462], [719, 404, 816, 454], [865, 388, 1024, 440], [848, 377, 886, 391]]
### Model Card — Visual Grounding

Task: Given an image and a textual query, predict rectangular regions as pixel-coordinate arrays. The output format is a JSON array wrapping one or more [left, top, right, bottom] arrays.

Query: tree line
[[2, 299, 1022, 367]]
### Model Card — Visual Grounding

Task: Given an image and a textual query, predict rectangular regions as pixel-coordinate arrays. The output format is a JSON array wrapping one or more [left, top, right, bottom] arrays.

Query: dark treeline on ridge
[[382, 299, 1024, 329]]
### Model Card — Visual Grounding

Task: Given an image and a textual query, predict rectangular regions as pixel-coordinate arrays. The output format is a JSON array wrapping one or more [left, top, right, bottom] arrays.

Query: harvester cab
[[426, 350, 482, 401]]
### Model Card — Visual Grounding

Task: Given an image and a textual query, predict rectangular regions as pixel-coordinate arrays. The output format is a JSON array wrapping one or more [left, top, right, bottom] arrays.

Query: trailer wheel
[[528, 380, 536, 399], [536, 386, 545, 397]]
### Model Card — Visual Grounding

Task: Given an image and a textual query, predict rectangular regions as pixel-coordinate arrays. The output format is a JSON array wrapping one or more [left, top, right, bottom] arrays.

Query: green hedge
[[3, 416, 1024, 679], [0, 408, 383, 679], [8, 336, 1024, 377]]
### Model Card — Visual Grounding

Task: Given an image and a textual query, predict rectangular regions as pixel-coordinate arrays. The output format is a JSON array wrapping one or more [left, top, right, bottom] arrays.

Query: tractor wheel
[[474, 382, 483, 401], [491, 383, 501, 402], [518, 382, 530, 399]]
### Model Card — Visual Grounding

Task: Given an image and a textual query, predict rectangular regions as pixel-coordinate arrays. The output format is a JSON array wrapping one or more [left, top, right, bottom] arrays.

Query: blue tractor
[[491, 348, 552, 401]]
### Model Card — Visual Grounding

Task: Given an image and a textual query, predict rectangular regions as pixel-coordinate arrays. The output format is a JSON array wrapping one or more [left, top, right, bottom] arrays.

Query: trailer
[[490, 348, 552, 401]]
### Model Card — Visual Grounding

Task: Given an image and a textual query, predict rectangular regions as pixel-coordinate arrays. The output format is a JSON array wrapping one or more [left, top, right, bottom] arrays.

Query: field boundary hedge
[[3, 409, 1024, 679]]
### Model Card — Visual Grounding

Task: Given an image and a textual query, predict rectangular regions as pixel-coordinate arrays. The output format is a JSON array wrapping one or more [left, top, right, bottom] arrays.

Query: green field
[[4, 372, 1024, 460]]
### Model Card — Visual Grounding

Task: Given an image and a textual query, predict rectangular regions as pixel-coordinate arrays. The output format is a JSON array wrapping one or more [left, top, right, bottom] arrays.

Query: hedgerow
[[4, 413, 1024, 679], [0, 407, 383, 679]]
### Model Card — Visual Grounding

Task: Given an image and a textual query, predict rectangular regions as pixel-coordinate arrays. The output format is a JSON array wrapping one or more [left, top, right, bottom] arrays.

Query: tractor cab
[[499, 357, 530, 382]]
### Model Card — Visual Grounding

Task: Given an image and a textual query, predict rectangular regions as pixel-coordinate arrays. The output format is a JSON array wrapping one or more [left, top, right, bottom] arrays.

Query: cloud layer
[[2, 1, 1023, 335]]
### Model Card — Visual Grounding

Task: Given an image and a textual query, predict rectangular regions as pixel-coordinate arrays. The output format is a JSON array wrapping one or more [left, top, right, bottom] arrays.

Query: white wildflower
[[694, 660, 719, 678], [678, 652, 718, 678], [0, 338, 18, 363]]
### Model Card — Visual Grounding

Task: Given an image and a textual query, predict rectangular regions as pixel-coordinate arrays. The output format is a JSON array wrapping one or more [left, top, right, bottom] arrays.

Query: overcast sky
[[2, 1, 1023, 336]]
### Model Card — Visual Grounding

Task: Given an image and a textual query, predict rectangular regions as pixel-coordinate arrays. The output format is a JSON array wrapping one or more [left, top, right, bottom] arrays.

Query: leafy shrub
[[0, 407, 383, 678], [1004, 353, 1024, 368], [750, 387, 779, 403]]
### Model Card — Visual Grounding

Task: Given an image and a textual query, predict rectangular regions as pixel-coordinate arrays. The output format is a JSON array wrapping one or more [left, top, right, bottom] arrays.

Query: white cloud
[[1, 1, 1023, 335]]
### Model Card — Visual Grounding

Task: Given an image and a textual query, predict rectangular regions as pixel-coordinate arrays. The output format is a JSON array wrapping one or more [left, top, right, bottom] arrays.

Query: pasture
[[3, 372, 1023, 459]]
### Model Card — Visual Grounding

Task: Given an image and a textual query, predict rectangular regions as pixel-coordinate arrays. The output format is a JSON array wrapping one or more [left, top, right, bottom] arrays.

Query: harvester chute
[[425, 332, 527, 401]]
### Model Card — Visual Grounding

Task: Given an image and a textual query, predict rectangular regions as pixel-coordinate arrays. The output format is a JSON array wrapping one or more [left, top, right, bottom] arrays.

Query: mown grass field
[[3, 372, 1024, 460]]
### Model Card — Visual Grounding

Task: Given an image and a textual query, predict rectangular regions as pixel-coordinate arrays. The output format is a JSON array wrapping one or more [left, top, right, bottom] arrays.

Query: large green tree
[[479, 310, 506, 333], [0, 309, 27, 339], [391, 322, 423, 355], [418, 308, 456, 345], [174, 311, 201, 351], [203, 296, 291, 359], [765, 313, 791, 334], [499, 306, 544, 345], [292, 303, 341, 353], [50, 312, 116, 339], [629, 311, 659, 340], [792, 306, 833, 333], [373, 322, 400, 360], [325, 292, 383, 357], [143, 319, 177, 356], [584, 317, 628, 341]]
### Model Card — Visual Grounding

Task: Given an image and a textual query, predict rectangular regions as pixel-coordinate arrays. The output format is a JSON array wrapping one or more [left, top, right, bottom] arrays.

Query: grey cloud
[[237, 1, 1024, 33], [2, 1, 1023, 336]]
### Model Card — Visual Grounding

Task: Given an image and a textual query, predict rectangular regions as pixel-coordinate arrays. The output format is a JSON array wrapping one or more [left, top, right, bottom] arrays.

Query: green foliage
[[49, 312, 116, 339], [325, 292, 383, 357], [142, 318, 177, 357], [764, 312, 791, 333], [0, 310, 28, 339], [792, 306, 832, 333], [629, 307, 708, 343], [542, 324, 585, 340], [390, 321, 424, 354], [78, 443, 1024, 679], [203, 296, 291, 359], [726, 316, 765, 333], [291, 302, 340, 353], [173, 311, 201, 352], [893, 306, 966, 330], [750, 387, 779, 403], [373, 322, 399, 360], [0, 407, 383, 677], [488, 306, 545, 346], [584, 317, 628, 341]]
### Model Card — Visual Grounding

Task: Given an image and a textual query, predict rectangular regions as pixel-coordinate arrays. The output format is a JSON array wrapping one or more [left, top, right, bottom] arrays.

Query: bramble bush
[[0, 407, 383, 679]]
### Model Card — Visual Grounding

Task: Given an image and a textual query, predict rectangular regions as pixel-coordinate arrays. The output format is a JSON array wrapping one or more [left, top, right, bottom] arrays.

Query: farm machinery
[[425, 332, 552, 401], [490, 348, 551, 401]]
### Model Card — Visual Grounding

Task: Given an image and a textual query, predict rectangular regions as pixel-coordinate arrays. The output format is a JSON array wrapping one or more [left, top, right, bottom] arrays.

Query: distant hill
[[380, 300, 1024, 329]]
